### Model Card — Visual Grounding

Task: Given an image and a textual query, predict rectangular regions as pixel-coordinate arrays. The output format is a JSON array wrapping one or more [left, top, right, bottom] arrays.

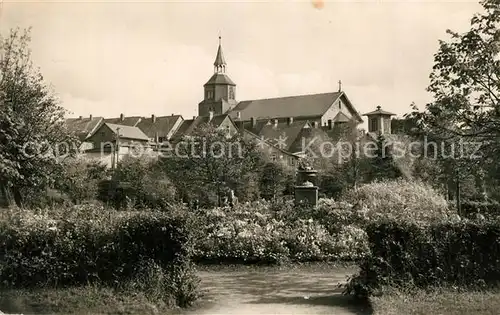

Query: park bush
[[0, 205, 199, 308], [345, 220, 500, 298], [461, 200, 500, 219], [340, 179, 452, 223]]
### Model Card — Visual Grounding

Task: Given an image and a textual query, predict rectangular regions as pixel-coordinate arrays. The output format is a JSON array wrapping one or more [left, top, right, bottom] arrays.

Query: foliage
[[460, 200, 500, 219], [0, 28, 78, 207], [0, 205, 199, 308], [340, 180, 452, 223], [345, 220, 500, 298], [259, 162, 288, 200], [157, 124, 264, 207]]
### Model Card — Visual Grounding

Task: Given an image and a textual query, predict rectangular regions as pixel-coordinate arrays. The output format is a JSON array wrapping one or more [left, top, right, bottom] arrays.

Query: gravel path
[[178, 265, 371, 315]]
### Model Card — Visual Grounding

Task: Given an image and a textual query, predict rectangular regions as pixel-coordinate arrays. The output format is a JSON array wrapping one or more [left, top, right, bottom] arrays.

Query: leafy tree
[[408, 1, 500, 204], [259, 162, 287, 201], [365, 134, 402, 182], [158, 124, 264, 207], [0, 28, 78, 207]]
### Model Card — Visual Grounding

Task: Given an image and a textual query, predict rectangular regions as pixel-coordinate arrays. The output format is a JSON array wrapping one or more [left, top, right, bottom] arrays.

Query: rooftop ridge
[[240, 91, 341, 103]]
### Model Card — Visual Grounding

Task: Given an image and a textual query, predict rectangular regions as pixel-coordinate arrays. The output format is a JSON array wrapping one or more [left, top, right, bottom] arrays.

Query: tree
[[408, 1, 500, 204], [365, 134, 402, 182], [259, 162, 287, 201], [0, 28, 78, 207], [158, 124, 264, 207]]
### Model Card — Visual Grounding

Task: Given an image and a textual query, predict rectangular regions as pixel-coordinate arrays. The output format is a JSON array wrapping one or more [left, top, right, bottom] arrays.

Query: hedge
[[461, 200, 500, 219], [346, 220, 500, 297], [0, 211, 192, 288]]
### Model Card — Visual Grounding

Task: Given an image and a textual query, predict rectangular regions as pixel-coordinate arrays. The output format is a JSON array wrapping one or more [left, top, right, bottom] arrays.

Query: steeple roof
[[363, 106, 396, 116], [213, 36, 226, 67]]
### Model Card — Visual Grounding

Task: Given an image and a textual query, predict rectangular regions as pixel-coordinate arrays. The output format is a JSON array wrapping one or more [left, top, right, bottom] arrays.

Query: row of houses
[[65, 37, 396, 168]]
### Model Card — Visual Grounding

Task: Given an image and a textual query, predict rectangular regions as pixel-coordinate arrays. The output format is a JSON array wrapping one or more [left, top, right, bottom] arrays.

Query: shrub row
[[346, 220, 500, 297], [461, 200, 500, 219], [0, 208, 192, 289]]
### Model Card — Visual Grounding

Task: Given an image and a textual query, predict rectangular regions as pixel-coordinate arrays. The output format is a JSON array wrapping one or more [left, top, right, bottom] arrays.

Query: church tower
[[198, 36, 238, 117]]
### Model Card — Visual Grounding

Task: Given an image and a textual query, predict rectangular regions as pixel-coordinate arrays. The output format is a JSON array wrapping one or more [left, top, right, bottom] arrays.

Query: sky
[[0, 0, 484, 124]]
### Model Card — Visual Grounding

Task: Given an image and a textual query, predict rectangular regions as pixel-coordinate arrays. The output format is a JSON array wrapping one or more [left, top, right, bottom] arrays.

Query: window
[[289, 157, 295, 166], [370, 117, 379, 132], [271, 154, 277, 162], [339, 101, 342, 109], [229, 87, 234, 99], [206, 89, 214, 100]]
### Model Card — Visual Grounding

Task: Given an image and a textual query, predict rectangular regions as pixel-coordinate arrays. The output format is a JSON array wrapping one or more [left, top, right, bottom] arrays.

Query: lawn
[[371, 289, 500, 315]]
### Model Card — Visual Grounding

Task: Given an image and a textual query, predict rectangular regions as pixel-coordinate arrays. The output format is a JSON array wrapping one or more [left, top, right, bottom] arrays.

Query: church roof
[[204, 73, 236, 86], [363, 106, 395, 116], [229, 91, 362, 121]]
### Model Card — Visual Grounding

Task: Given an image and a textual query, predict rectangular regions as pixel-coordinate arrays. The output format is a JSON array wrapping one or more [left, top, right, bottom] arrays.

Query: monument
[[294, 164, 319, 205]]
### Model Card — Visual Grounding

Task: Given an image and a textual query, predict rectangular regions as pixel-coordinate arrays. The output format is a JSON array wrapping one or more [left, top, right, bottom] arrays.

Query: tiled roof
[[229, 92, 355, 121], [65, 117, 103, 141], [136, 115, 182, 139], [363, 106, 396, 116], [103, 116, 142, 126], [104, 123, 150, 141], [171, 114, 233, 140], [204, 73, 236, 86]]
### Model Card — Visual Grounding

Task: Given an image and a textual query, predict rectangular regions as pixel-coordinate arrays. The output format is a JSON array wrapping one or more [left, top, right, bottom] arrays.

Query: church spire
[[214, 36, 227, 73]]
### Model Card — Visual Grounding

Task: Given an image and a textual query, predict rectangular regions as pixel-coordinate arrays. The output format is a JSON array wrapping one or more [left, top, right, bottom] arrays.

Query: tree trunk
[[455, 171, 461, 215]]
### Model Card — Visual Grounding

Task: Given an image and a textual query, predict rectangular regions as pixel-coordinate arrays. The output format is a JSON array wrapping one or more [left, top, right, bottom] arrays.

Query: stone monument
[[294, 164, 319, 205]]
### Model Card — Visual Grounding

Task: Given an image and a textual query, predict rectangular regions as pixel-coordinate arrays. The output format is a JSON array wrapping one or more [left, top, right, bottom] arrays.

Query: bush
[[345, 220, 500, 298], [0, 205, 197, 309], [340, 180, 452, 223], [461, 200, 500, 219]]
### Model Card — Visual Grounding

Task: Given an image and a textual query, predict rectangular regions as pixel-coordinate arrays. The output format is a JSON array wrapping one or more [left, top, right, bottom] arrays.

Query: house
[[84, 122, 151, 168]]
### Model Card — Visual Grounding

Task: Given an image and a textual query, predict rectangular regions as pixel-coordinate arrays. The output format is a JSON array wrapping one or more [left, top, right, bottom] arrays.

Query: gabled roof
[[103, 123, 150, 141], [171, 114, 235, 140], [333, 112, 351, 123], [363, 106, 396, 116], [103, 116, 142, 126], [204, 73, 236, 86], [65, 117, 104, 141], [136, 115, 182, 138], [229, 91, 363, 122]]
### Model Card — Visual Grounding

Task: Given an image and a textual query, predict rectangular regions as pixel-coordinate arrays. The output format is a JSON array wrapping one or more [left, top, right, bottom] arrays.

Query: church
[[66, 37, 393, 168]]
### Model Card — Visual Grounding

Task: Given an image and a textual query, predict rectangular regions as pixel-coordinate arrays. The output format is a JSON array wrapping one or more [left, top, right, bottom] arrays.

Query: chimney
[[120, 113, 124, 121], [251, 117, 256, 127], [78, 115, 83, 120], [273, 119, 278, 128], [151, 114, 156, 123], [89, 114, 93, 120], [208, 111, 214, 121], [313, 121, 319, 128], [328, 119, 333, 130], [287, 117, 294, 125], [236, 111, 241, 119], [171, 113, 174, 116]]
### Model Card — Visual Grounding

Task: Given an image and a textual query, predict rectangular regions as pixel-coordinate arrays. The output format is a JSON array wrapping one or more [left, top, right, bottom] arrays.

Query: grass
[[371, 288, 500, 315], [0, 285, 174, 315]]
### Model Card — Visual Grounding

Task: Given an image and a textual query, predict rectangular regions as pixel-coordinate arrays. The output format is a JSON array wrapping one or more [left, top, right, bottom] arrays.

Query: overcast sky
[[1, 0, 483, 122]]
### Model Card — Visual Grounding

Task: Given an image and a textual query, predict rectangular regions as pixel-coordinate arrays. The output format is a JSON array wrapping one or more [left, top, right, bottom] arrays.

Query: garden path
[[177, 265, 371, 315]]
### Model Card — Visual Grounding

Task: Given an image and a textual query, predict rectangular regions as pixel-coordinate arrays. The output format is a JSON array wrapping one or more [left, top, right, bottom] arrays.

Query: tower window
[[206, 90, 214, 100], [229, 87, 234, 99], [369, 117, 379, 132]]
